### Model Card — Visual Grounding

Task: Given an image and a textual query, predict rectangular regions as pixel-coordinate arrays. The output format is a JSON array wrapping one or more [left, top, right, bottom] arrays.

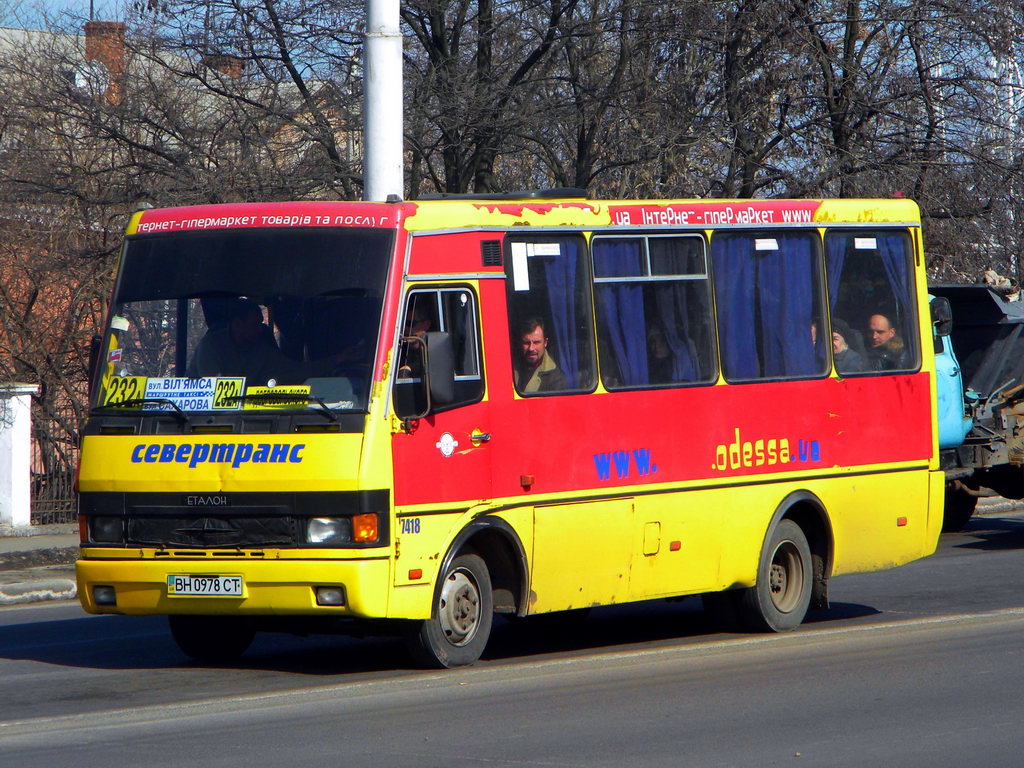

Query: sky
[[1, 1, 128, 29]]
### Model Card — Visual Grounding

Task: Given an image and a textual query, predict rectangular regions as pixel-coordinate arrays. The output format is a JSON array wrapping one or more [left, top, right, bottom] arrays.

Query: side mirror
[[424, 331, 454, 405], [930, 296, 953, 338], [393, 331, 455, 420]]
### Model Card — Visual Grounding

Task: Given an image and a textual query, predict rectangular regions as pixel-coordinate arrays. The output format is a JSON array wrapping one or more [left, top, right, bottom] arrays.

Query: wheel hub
[[438, 569, 480, 646], [768, 541, 804, 614], [770, 562, 787, 595]]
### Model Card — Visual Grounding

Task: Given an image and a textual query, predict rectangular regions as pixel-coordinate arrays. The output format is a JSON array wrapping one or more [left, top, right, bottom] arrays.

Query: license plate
[[167, 574, 243, 597]]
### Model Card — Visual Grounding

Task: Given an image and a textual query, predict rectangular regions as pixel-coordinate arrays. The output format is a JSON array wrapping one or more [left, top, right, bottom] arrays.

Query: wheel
[[168, 615, 256, 663], [406, 553, 493, 668], [942, 487, 978, 532], [736, 519, 812, 632]]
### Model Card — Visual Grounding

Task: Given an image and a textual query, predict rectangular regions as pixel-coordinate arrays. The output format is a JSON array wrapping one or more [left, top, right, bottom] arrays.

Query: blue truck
[[931, 286, 1024, 530]]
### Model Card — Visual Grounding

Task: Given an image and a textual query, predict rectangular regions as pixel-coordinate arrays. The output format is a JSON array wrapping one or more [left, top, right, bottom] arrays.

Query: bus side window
[[393, 288, 484, 415], [505, 236, 597, 396], [824, 229, 918, 375], [712, 230, 828, 381], [593, 235, 716, 389]]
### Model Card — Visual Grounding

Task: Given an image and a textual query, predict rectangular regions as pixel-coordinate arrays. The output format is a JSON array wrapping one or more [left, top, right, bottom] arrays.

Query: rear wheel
[[168, 615, 256, 663], [736, 519, 812, 632], [406, 553, 493, 668]]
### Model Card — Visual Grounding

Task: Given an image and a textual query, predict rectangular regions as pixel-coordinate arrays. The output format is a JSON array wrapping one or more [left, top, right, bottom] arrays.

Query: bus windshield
[[94, 227, 393, 414]]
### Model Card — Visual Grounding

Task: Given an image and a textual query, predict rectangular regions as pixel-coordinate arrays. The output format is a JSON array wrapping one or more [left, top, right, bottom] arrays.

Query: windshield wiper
[[221, 393, 340, 422], [99, 397, 189, 423]]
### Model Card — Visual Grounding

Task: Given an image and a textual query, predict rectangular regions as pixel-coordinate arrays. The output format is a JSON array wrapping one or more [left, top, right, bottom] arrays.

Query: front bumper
[[76, 553, 392, 618]]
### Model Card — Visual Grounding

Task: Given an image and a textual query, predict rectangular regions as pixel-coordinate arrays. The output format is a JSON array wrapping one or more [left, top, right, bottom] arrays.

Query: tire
[[168, 615, 256, 664], [406, 553, 493, 668], [942, 487, 978, 532], [736, 519, 812, 632]]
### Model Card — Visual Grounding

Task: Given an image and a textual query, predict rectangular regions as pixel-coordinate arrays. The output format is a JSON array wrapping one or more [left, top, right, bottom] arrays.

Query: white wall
[[0, 384, 38, 528]]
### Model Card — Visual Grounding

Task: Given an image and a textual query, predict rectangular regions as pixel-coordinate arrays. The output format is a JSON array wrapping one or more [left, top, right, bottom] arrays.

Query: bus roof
[[126, 197, 921, 237]]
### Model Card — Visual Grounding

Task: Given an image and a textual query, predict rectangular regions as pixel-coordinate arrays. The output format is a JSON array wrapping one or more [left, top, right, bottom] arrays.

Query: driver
[[188, 299, 340, 385]]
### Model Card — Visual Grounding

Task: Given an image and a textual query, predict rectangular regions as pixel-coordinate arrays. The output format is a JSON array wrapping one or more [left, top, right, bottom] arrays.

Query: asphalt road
[[2, 512, 1024, 766]]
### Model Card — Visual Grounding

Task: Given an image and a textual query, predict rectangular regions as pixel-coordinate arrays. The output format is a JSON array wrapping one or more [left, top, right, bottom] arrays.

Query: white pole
[[0, 383, 38, 529], [364, 0, 404, 201]]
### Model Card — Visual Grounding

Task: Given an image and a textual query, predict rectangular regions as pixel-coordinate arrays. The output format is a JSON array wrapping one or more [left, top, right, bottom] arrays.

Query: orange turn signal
[[353, 513, 379, 543], [896, 516, 908, 527]]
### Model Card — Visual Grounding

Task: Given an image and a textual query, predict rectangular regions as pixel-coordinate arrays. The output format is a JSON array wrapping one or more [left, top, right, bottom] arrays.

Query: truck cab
[[930, 285, 1024, 529]]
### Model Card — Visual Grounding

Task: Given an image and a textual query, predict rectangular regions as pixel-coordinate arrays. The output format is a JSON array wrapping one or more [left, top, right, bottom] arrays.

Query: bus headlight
[[307, 517, 352, 544], [90, 516, 125, 544]]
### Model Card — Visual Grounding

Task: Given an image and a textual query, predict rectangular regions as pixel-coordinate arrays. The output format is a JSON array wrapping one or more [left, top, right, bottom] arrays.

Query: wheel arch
[[766, 490, 834, 610], [439, 516, 529, 617]]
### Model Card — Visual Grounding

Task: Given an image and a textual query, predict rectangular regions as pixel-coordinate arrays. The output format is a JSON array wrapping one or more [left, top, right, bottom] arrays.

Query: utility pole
[[363, 0, 404, 201]]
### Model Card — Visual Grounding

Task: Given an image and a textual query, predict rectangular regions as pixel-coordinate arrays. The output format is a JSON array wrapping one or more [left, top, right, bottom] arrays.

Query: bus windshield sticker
[[212, 378, 245, 409], [242, 385, 311, 410], [854, 237, 877, 250], [144, 377, 217, 411], [511, 242, 530, 291], [754, 238, 778, 251], [531, 243, 562, 256], [103, 375, 146, 406], [110, 315, 130, 331]]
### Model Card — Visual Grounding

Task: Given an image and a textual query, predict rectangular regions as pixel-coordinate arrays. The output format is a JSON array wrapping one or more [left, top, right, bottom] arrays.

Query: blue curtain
[[825, 236, 845, 310], [594, 241, 648, 386], [654, 283, 699, 381], [712, 236, 760, 379], [876, 232, 911, 316], [535, 240, 582, 388], [713, 233, 818, 379], [759, 235, 817, 377]]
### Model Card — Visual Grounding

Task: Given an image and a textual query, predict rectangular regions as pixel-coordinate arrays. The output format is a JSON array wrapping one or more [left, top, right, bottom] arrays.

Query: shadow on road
[[805, 602, 880, 623], [485, 597, 880, 661], [0, 613, 414, 676], [953, 515, 1024, 552], [0, 596, 885, 676]]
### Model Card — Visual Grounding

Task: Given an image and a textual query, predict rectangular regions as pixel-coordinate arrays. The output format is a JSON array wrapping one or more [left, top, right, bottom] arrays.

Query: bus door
[[390, 286, 491, 585], [488, 234, 636, 613]]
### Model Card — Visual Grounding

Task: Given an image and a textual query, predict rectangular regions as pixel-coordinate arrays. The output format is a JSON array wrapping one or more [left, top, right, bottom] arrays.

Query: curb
[[975, 498, 1024, 516], [0, 524, 77, 538], [0, 546, 79, 570], [0, 579, 77, 606]]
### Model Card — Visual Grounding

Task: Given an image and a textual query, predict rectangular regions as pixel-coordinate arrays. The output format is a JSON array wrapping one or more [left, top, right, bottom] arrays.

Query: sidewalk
[[0, 523, 78, 606], [1, 497, 1023, 608]]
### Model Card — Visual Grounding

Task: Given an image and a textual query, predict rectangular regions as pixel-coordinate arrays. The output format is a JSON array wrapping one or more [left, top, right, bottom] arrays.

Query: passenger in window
[[647, 325, 674, 383], [516, 316, 567, 393], [867, 313, 909, 371], [832, 318, 866, 374], [810, 320, 826, 367]]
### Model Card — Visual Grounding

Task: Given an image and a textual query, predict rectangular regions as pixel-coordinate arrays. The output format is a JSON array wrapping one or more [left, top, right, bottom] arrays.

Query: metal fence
[[30, 396, 82, 525]]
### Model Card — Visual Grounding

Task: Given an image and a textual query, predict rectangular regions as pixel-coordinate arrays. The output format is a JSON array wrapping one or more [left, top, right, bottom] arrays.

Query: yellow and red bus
[[76, 192, 943, 667]]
